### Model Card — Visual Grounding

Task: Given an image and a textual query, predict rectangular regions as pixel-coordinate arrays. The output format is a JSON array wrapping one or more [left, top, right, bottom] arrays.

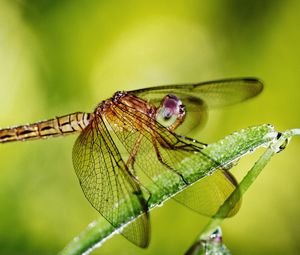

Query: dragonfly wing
[[72, 116, 150, 248], [104, 102, 223, 209], [129, 78, 263, 133], [129, 78, 263, 109], [174, 169, 241, 217]]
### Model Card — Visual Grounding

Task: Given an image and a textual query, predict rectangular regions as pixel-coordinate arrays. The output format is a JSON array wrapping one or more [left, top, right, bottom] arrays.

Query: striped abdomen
[[0, 112, 91, 143]]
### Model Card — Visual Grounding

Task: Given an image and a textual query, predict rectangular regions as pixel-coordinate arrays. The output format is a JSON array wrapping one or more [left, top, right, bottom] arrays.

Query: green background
[[0, 1, 299, 254]]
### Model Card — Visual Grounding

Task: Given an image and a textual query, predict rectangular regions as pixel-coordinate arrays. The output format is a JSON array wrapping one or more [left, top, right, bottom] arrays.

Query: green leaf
[[185, 128, 300, 255], [59, 124, 285, 255]]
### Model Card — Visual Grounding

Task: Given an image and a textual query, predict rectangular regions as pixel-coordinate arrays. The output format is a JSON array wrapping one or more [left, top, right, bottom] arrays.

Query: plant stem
[[186, 128, 300, 254], [59, 124, 282, 255]]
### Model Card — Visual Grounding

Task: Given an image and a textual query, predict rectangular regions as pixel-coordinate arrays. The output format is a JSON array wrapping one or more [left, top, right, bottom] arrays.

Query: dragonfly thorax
[[113, 91, 127, 100], [95, 91, 128, 113], [95, 91, 154, 117]]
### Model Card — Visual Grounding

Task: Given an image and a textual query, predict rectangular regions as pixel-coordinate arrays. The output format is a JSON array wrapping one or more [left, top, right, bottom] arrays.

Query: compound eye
[[161, 107, 173, 119], [155, 94, 184, 128], [156, 108, 178, 127]]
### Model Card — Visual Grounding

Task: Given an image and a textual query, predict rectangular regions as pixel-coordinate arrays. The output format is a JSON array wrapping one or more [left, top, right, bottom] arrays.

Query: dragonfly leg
[[126, 133, 143, 176], [175, 134, 208, 147], [151, 136, 188, 185], [171, 134, 226, 171]]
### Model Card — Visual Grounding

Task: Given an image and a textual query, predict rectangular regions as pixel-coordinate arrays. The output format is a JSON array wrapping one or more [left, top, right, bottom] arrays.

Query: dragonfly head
[[155, 94, 185, 131]]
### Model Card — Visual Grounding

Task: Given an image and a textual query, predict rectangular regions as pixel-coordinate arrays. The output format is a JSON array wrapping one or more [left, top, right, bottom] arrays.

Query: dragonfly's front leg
[[175, 134, 208, 148], [151, 135, 188, 185], [126, 133, 143, 175], [124, 134, 153, 204]]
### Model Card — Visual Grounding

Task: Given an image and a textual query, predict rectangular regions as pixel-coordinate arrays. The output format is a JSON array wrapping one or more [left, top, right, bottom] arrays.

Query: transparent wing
[[129, 78, 263, 133], [72, 116, 150, 248], [104, 101, 239, 217], [129, 78, 263, 109], [174, 169, 241, 217]]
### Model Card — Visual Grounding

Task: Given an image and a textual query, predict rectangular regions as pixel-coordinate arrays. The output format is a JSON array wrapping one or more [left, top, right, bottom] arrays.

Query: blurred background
[[0, 0, 300, 254]]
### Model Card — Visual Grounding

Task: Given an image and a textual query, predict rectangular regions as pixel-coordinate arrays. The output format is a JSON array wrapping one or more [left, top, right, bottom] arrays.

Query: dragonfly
[[0, 77, 263, 248]]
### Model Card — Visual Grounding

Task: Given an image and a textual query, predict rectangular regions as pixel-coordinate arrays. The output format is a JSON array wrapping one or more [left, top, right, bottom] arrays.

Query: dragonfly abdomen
[[0, 112, 91, 143]]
